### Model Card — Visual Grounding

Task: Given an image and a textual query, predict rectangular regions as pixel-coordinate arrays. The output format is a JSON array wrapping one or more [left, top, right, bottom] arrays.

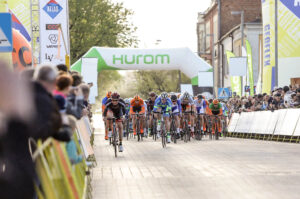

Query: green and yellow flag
[[226, 51, 242, 96]]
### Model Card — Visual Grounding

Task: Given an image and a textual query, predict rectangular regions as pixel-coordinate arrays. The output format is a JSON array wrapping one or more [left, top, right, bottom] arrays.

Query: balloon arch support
[[71, 47, 213, 102]]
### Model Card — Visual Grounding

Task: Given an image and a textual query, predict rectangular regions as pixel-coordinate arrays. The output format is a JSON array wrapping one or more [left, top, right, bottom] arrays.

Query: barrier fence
[[31, 116, 96, 199], [227, 108, 300, 142]]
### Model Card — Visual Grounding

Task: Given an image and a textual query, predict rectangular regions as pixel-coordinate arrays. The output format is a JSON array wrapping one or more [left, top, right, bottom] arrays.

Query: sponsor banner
[[71, 47, 212, 79], [8, 0, 31, 42], [245, 40, 254, 95], [225, 51, 242, 96], [262, 0, 276, 93], [278, 0, 300, 87], [40, 0, 69, 65]]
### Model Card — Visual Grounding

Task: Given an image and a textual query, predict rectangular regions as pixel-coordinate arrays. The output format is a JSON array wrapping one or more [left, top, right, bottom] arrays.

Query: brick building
[[197, 0, 262, 92]]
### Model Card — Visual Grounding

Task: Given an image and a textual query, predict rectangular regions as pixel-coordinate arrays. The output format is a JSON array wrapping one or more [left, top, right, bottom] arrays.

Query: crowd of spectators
[[226, 85, 300, 114], [0, 62, 93, 199]]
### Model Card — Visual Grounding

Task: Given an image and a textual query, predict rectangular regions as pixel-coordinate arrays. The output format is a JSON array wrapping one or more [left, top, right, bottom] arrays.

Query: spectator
[[72, 74, 82, 87], [33, 64, 70, 142], [283, 86, 293, 107], [56, 64, 68, 73], [270, 93, 283, 110], [54, 74, 73, 113]]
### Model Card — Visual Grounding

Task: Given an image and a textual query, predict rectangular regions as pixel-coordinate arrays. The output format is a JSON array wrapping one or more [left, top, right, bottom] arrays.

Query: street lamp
[[231, 11, 245, 96]]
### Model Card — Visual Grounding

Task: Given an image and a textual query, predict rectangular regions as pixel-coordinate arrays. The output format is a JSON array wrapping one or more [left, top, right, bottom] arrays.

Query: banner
[[226, 51, 242, 96], [71, 47, 212, 81], [39, 0, 69, 65], [278, 0, 300, 87], [262, 0, 276, 94], [245, 40, 254, 95]]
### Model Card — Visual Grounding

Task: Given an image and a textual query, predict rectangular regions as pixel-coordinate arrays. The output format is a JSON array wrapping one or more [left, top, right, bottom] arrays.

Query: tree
[[134, 70, 191, 98], [69, 0, 138, 102], [69, 0, 138, 63]]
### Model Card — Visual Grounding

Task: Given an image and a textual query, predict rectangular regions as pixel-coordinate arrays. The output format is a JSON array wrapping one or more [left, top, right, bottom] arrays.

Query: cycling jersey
[[102, 96, 109, 111], [153, 97, 172, 113], [147, 96, 158, 112], [194, 99, 207, 114], [171, 99, 181, 114], [220, 102, 228, 116], [103, 98, 126, 119], [125, 104, 130, 115], [208, 103, 223, 116], [130, 97, 145, 114]]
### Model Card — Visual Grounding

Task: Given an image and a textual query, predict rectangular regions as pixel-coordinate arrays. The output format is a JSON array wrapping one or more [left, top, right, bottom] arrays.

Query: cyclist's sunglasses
[[172, 100, 176, 103], [112, 99, 118, 102]]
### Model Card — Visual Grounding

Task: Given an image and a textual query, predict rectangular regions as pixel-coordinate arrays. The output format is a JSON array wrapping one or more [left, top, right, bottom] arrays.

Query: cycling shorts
[[196, 107, 205, 114], [211, 110, 220, 116], [181, 104, 191, 112], [132, 106, 141, 113]]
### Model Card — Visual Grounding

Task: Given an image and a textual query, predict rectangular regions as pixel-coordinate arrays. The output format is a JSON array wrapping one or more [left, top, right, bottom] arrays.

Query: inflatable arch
[[71, 47, 213, 86]]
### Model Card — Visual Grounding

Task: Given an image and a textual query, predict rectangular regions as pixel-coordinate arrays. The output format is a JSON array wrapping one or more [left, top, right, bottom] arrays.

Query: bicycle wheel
[[126, 118, 129, 140], [184, 120, 188, 143], [215, 119, 219, 140], [113, 125, 117, 158], [153, 118, 157, 141], [161, 123, 166, 148]]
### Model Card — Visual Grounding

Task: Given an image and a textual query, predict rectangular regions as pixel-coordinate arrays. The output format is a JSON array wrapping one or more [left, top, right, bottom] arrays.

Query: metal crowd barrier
[[227, 109, 300, 142], [31, 116, 96, 199]]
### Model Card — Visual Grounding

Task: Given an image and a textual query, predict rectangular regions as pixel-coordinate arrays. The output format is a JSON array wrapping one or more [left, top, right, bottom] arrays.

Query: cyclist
[[123, 98, 131, 136], [153, 92, 172, 143], [130, 95, 146, 136], [170, 93, 181, 137], [179, 91, 195, 135], [208, 99, 223, 135], [103, 92, 126, 152], [194, 94, 207, 132], [146, 92, 158, 135], [102, 91, 112, 140]]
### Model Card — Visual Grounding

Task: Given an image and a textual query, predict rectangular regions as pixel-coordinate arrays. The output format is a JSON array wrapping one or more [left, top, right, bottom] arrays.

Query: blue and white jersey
[[194, 99, 206, 114], [171, 99, 181, 114], [153, 97, 172, 112]]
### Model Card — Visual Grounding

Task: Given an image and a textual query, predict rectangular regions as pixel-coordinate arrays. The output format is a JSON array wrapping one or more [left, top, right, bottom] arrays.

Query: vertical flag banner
[[226, 51, 242, 96], [39, 0, 69, 65], [262, 0, 276, 94], [278, 0, 300, 86], [245, 40, 254, 95], [6, 0, 32, 70]]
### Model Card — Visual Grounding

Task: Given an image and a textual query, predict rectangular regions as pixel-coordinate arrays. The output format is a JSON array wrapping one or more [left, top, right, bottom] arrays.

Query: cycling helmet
[[160, 92, 168, 99], [106, 91, 112, 98], [124, 98, 130, 104], [149, 92, 156, 97], [111, 92, 120, 99], [197, 94, 203, 100], [170, 93, 177, 101], [182, 91, 190, 100], [213, 99, 219, 105], [134, 95, 140, 101]]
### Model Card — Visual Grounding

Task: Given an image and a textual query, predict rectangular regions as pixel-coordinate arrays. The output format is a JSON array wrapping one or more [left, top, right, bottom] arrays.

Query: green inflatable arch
[[71, 47, 212, 86]]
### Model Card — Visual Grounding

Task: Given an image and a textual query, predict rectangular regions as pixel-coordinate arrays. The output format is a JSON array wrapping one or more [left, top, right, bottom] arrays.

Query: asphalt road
[[92, 117, 300, 199]]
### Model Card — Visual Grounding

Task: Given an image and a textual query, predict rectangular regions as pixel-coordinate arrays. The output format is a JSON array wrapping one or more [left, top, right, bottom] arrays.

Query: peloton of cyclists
[[101, 91, 226, 146]]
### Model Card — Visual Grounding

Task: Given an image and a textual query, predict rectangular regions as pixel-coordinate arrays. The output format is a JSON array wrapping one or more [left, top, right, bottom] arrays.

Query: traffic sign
[[218, 88, 230, 99], [0, 13, 13, 52]]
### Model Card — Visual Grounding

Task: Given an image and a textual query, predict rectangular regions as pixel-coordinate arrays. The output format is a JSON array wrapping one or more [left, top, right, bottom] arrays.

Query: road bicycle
[[107, 117, 119, 157]]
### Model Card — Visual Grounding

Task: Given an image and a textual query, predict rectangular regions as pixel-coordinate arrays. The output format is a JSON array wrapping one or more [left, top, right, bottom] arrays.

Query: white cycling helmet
[[124, 98, 130, 104], [160, 92, 168, 99], [183, 91, 190, 100]]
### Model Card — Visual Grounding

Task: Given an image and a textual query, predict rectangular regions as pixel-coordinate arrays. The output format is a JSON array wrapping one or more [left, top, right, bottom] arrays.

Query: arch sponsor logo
[[43, 0, 63, 19], [112, 54, 170, 65]]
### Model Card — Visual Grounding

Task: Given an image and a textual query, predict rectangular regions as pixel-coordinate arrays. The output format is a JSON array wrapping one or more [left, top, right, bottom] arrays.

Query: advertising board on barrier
[[39, 0, 69, 65]]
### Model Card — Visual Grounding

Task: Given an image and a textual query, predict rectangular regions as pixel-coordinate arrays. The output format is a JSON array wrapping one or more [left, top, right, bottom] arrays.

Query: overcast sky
[[113, 0, 212, 52]]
